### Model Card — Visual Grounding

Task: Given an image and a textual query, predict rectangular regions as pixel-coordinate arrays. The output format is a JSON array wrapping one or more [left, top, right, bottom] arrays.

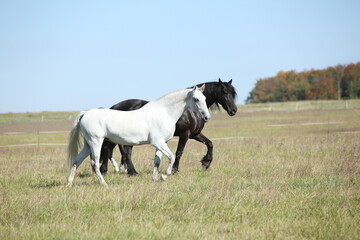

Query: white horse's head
[[188, 84, 211, 122]]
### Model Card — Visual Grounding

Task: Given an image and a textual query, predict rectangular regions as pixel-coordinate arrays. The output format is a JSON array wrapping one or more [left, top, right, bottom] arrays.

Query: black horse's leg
[[192, 133, 213, 171], [119, 145, 138, 176], [173, 131, 191, 173], [100, 140, 117, 174]]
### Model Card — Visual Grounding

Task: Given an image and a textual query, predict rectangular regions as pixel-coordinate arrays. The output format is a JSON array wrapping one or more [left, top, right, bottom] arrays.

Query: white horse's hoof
[[100, 181, 108, 187], [160, 174, 168, 181]]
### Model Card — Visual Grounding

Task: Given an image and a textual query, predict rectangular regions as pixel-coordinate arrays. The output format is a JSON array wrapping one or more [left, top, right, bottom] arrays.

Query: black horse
[[100, 79, 237, 175]]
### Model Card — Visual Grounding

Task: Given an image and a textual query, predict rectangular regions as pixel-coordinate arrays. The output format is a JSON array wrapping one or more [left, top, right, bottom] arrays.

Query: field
[[1, 100, 360, 239]]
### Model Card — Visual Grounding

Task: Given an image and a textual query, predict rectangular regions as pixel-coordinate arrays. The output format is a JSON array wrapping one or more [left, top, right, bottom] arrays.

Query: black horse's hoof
[[201, 157, 212, 171], [127, 172, 138, 177], [100, 167, 108, 175], [127, 169, 139, 176], [172, 168, 180, 174]]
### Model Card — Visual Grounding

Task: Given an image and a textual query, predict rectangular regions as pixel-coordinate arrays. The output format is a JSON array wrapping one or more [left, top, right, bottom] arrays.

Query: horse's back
[[80, 109, 109, 136], [80, 108, 151, 145]]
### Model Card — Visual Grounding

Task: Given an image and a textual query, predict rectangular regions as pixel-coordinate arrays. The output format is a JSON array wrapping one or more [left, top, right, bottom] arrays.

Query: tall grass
[[0, 104, 360, 239]]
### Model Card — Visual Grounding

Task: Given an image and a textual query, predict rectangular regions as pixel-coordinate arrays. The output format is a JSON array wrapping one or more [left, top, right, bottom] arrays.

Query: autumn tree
[[246, 62, 360, 103]]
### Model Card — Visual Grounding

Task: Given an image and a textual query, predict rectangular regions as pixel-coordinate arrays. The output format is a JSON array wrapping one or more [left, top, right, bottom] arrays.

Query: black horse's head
[[208, 78, 237, 116]]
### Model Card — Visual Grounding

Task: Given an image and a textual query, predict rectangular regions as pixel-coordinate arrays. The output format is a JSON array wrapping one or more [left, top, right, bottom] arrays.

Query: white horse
[[67, 85, 210, 186]]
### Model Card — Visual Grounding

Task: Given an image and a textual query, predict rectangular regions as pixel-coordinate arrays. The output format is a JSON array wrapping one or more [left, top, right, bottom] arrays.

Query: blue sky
[[1, 0, 359, 113]]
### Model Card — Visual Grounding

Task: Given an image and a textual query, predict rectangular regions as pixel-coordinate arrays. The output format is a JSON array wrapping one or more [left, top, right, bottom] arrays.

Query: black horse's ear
[[218, 78, 222, 83], [228, 79, 232, 84]]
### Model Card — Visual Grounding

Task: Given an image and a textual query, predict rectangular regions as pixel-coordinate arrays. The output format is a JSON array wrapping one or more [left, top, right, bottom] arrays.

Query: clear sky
[[1, 0, 359, 113]]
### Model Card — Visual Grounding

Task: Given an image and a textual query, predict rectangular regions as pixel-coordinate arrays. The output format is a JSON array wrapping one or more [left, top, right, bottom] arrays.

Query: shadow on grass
[[31, 179, 96, 188], [78, 172, 92, 178], [30, 170, 145, 189], [31, 179, 63, 188], [30, 172, 94, 188]]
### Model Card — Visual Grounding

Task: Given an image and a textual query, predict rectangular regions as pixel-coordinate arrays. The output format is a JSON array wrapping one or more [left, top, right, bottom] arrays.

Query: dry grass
[[1, 105, 360, 239]]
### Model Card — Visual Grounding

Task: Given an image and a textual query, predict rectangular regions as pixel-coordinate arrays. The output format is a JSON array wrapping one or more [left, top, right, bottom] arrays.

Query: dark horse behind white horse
[[67, 85, 210, 186], [100, 79, 237, 175]]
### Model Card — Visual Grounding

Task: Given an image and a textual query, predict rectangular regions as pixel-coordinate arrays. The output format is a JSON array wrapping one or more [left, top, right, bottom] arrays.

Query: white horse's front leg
[[161, 153, 174, 181], [152, 150, 162, 181], [165, 154, 175, 175], [152, 141, 175, 181], [91, 140, 108, 186]]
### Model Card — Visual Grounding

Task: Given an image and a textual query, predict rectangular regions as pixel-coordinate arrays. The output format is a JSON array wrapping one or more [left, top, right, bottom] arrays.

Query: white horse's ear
[[199, 84, 205, 92], [192, 85, 197, 92]]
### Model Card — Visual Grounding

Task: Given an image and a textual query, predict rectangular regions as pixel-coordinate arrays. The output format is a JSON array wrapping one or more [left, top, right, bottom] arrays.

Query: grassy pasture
[[1, 101, 360, 239]]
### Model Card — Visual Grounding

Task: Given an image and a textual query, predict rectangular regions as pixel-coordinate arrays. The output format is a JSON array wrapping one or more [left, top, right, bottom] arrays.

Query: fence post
[[37, 129, 40, 150]]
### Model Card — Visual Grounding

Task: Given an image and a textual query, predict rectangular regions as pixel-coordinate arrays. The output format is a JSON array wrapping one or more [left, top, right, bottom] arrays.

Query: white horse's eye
[[194, 98, 199, 102]]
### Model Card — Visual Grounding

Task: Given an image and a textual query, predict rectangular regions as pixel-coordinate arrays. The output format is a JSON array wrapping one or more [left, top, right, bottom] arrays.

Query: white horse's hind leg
[[110, 158, 120, 172], [67, 143, 91, 186], [90, 139, 108, 186], [119, 162, 128, 173]]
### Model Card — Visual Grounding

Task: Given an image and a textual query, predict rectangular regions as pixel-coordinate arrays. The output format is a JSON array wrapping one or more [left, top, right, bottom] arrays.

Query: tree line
[[246, 62, 360, 103]]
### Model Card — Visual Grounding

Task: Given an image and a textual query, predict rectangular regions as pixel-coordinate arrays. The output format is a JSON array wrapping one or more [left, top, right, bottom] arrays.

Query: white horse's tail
[[67, 111, 86, 169]]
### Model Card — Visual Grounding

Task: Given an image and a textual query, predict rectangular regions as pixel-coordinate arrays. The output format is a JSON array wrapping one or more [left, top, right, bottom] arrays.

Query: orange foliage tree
[[247, 62, 360, 103]]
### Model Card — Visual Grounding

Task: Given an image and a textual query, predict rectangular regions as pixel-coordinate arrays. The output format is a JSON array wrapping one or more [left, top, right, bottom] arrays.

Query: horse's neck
[[154, 89, 189, 121], [203, 84, 218, 107]]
